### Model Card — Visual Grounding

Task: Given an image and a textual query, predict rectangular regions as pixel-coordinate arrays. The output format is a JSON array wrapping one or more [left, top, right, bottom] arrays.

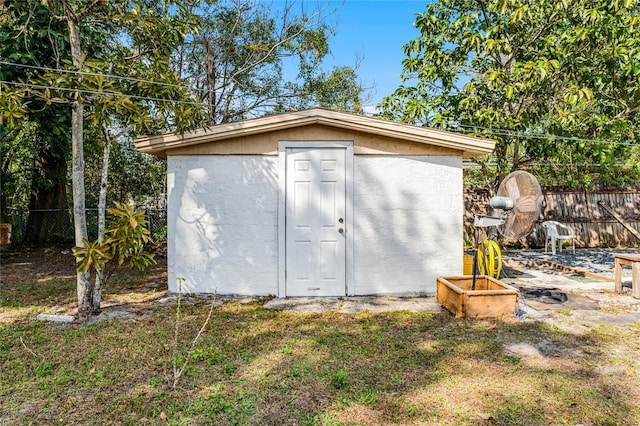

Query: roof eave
[[134, 109, 495, 159]]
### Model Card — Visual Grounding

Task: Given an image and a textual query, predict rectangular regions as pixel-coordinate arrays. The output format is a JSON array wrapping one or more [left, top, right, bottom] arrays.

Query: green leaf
[[505, 86, 514, 100]]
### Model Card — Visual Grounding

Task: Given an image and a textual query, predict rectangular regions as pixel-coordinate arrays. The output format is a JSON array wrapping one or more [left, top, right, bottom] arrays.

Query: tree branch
[[230, 1, 334, 83], [43, 0, 68, 21], [75, 0, 105, 21], [602, 104, 640, 127], [504, 19, 553, 69]]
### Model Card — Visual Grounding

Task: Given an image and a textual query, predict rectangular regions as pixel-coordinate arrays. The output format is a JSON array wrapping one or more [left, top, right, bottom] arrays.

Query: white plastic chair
[[542, 221, 576, 255]]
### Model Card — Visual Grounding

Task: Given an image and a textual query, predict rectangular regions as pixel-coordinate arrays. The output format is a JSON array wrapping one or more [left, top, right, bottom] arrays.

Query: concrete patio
[[264, 249, 640, 329]]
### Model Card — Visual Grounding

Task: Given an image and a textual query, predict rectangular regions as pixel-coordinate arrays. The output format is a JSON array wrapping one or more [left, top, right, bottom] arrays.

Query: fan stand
[[471, 227, 480, 290], [471, 214, 504, 290]]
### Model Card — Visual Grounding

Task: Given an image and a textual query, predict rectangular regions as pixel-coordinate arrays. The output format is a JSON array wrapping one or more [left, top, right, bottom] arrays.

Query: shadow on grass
[[2, 299, 639, 426], [0, 247, 168, 309]]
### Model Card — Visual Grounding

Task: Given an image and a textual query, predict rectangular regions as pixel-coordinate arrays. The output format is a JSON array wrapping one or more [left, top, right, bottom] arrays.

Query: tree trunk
[[67, 16, 93, 319], [92, 127, 113, 312], [72, 98, 92, 318], [97, 130, 111, 243]]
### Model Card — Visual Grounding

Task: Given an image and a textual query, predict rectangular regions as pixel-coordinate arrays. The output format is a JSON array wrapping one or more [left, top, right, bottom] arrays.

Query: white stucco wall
[[167, 155, 279, 295], [353, 156, 463, 295], [167, 153, 462, 296]]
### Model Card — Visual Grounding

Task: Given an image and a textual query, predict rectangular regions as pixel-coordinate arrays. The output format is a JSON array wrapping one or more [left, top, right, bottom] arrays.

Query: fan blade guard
[[495, 171, 542, 238]]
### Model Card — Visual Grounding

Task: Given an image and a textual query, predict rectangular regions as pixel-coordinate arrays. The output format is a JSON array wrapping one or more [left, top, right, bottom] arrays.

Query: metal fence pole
[[146, 207, 152, 237], [17, 207, 24, 243]]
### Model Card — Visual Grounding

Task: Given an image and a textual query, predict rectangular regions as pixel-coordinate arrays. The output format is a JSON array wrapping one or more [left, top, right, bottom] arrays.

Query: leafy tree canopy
[[379, 0, 640, 188], [177, 0, 365, 124], [1, 0, 207, 133]]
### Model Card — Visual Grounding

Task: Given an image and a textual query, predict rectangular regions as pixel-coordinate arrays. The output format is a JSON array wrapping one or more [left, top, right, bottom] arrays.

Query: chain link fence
[[1, 207, 167, 246]]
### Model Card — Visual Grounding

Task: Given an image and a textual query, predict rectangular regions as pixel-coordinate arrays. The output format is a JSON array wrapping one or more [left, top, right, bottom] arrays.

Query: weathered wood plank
[[598, 200, 640, 242]]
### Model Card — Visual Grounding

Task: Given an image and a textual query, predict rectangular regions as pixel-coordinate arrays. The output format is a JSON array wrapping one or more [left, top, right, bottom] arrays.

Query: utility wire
[[0, 60, 208, 94], [289, 111, 637, 147], [0, 80, 204, 106], [463, 161, 636, 167], [1, 63, 638, 147], [454, 124, 637, 146]]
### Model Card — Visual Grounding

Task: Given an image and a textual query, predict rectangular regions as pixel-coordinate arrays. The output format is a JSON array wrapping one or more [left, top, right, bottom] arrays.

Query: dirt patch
[[0, 245, 168, 324]]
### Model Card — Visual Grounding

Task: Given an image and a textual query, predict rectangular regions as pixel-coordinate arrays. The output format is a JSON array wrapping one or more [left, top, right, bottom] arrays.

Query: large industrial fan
[[471, 171, 543, 288]]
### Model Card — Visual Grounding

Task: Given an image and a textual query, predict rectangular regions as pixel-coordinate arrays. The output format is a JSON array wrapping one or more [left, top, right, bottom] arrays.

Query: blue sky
[[322, 1, 426, 109], [276, 0, 427, 110]]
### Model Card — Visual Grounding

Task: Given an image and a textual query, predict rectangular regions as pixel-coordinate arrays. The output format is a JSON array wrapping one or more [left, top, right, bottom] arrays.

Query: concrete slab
[[262, 250, 640, 329], [263, 296, 442, 314], [36, 314, 76, 323]]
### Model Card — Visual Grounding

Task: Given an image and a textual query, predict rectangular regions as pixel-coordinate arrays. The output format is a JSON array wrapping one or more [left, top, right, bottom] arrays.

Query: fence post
[[17, 207, 24, 242], [146, 208, 152, 237]]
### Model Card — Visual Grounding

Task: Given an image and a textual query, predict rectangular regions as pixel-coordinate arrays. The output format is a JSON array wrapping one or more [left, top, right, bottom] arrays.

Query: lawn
[[1, 248, 639, 425]]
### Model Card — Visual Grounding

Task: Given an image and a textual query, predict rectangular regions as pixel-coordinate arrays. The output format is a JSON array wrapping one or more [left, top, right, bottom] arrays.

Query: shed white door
[[285, 147, 346, 296]]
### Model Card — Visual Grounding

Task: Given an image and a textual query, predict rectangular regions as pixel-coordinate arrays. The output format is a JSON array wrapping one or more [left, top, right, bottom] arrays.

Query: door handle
[[338, 228, 344, 234]]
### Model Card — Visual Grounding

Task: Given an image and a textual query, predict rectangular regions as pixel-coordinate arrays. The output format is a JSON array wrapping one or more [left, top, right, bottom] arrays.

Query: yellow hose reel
[[476, 238, 502, 278]]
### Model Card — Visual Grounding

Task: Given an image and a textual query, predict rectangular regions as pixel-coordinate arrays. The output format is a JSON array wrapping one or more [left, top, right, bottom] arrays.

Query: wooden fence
[[464, 185, 640, 248]]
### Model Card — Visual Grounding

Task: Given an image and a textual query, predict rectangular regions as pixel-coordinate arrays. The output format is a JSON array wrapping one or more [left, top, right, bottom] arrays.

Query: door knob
[[338, 228, 344, 234], [338, 218, 344, 223]]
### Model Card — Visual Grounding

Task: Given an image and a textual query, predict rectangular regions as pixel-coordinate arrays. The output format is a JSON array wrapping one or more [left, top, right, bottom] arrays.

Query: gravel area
[[503, 248, 639, 280]]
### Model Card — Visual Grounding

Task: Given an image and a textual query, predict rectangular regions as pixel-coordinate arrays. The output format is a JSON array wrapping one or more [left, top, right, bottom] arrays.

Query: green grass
[[2, 303, 639, 425], [1, 250, 640, 425]]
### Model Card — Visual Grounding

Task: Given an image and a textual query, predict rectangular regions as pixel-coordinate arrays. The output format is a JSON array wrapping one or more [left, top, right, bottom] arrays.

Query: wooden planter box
[[437, 275, 519, 319]]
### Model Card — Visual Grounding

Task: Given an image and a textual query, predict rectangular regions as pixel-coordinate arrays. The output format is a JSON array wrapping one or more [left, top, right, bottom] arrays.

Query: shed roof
[[134, 108, 495, 159]]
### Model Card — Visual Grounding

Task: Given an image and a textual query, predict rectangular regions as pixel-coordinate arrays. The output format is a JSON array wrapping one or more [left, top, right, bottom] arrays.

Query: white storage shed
[[134, 108, 495, 297]]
